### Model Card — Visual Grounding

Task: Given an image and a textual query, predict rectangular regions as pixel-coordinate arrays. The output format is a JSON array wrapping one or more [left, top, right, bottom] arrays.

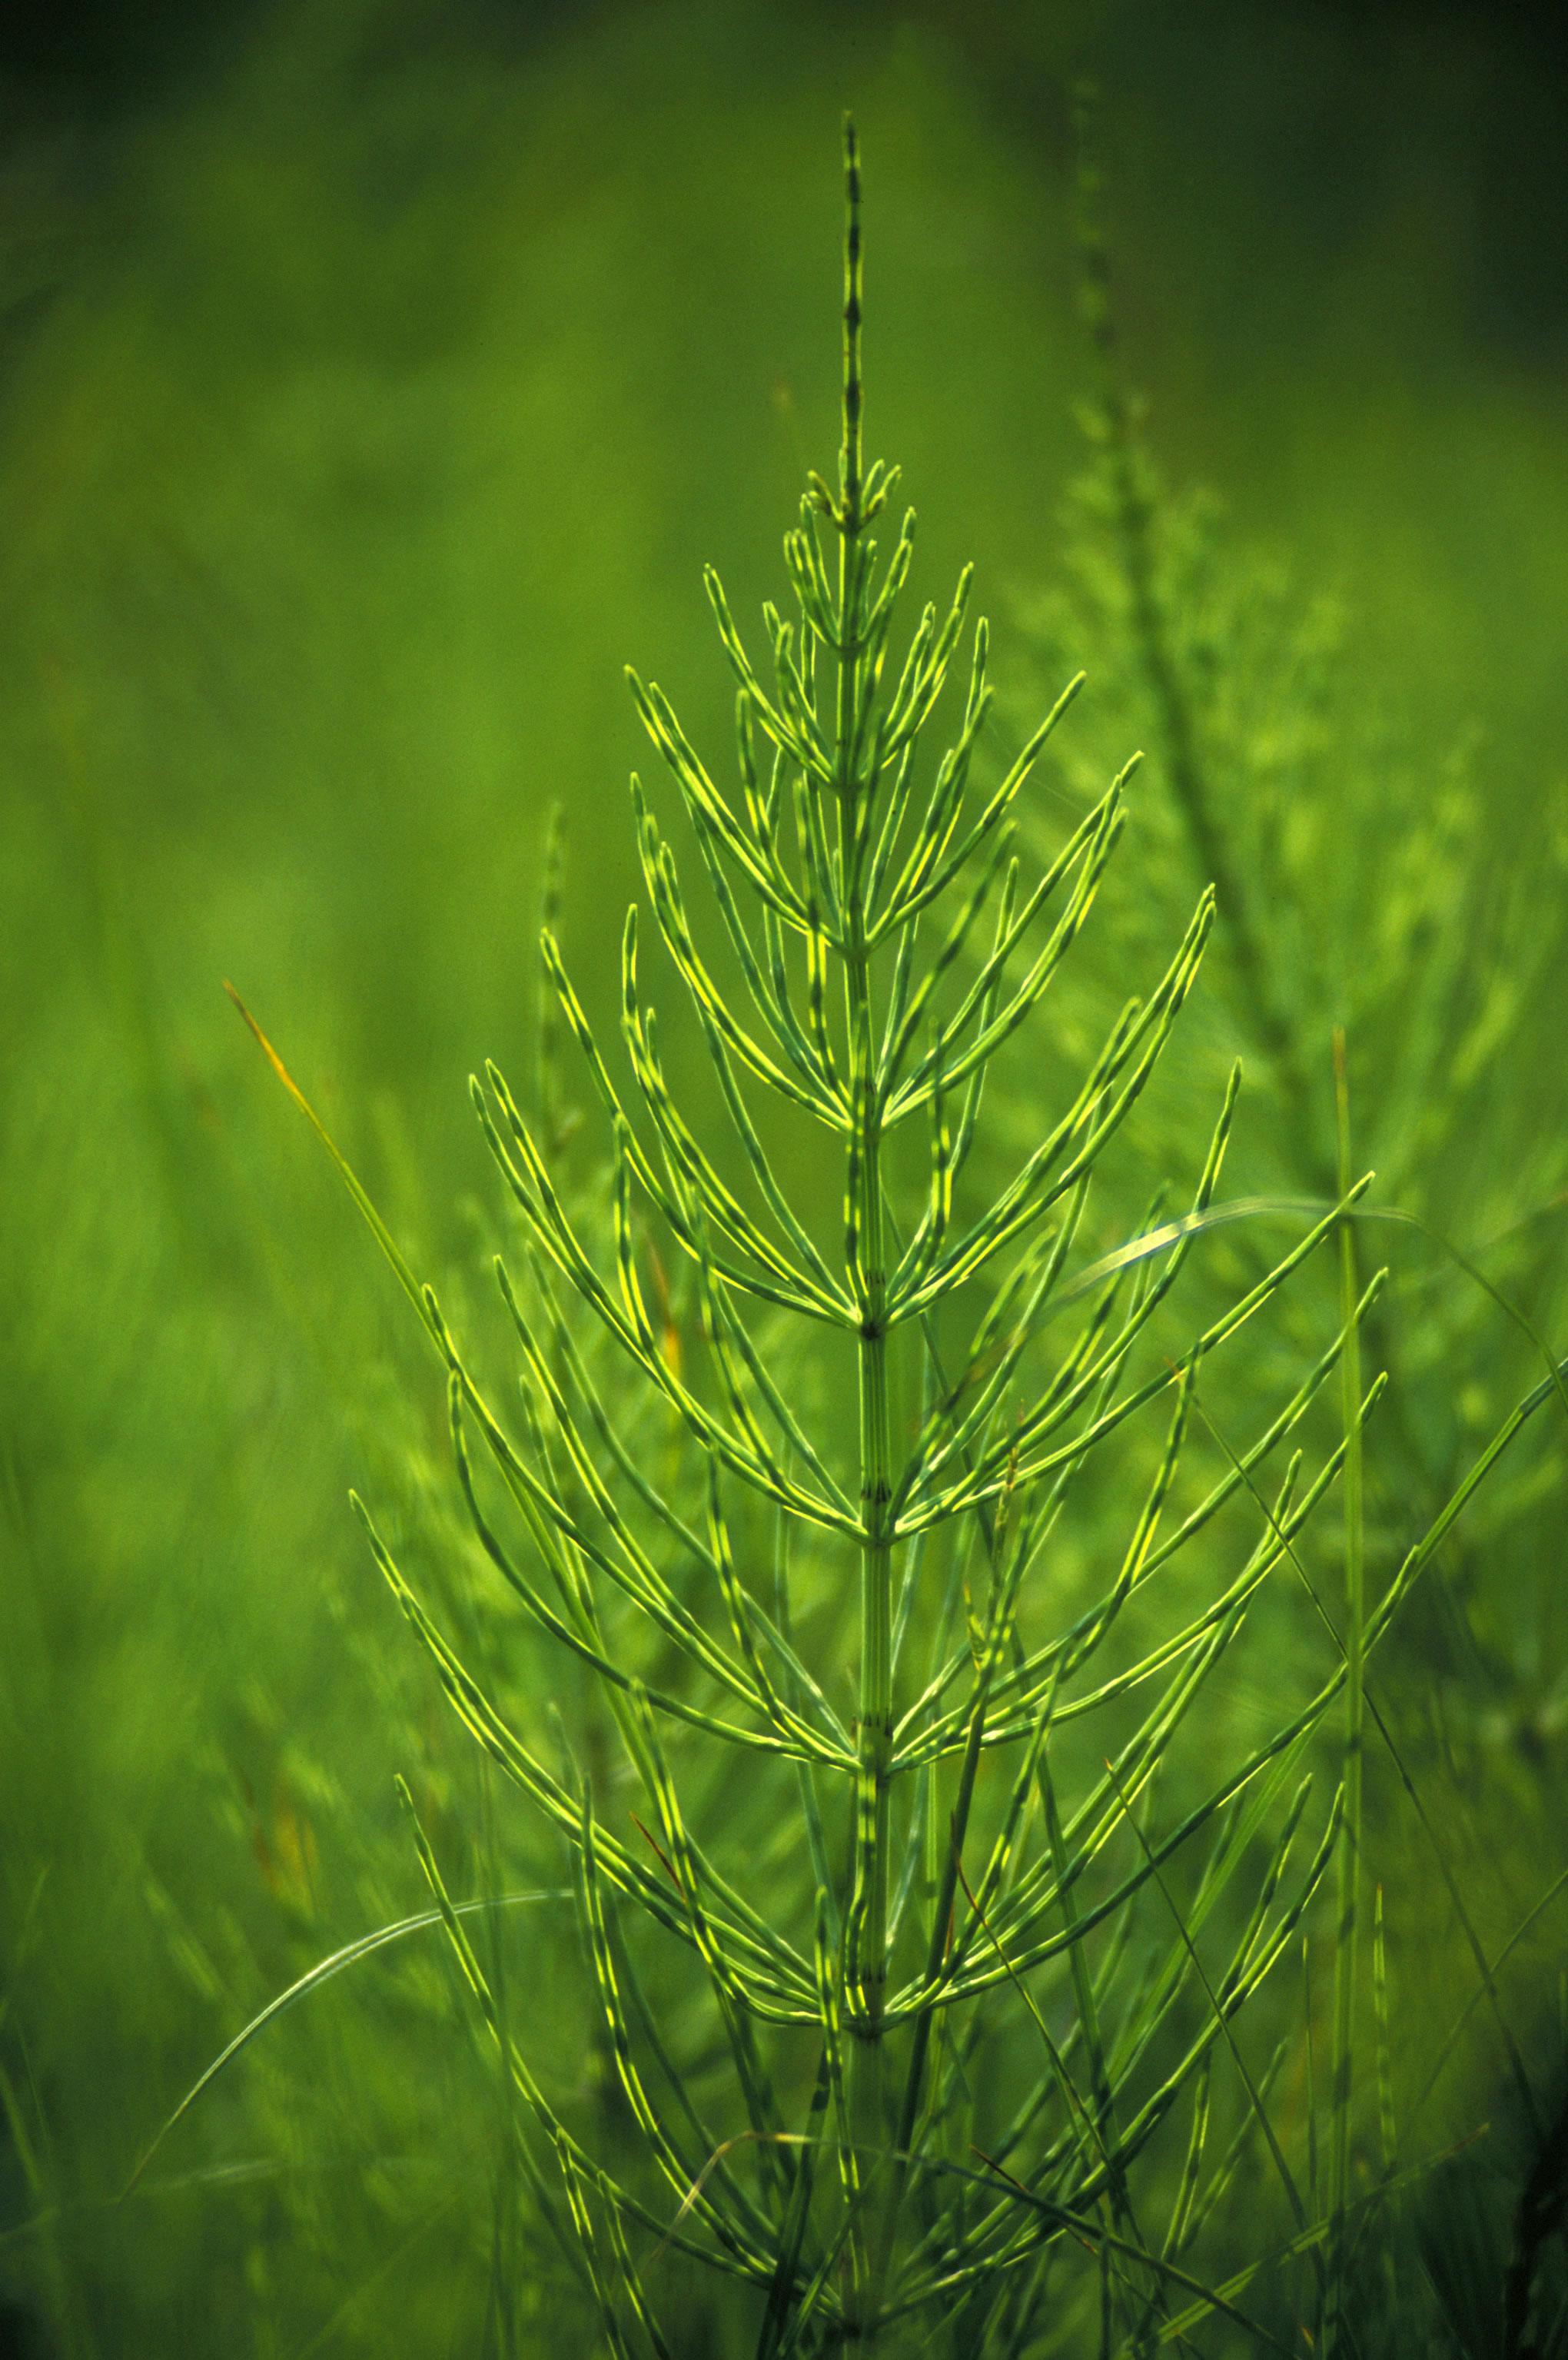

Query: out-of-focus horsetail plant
[[200, 123, 1568, 2358]]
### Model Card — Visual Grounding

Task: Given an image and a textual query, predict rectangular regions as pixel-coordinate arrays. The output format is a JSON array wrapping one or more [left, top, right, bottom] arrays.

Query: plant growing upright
[[225, 122, 1568, 2357]]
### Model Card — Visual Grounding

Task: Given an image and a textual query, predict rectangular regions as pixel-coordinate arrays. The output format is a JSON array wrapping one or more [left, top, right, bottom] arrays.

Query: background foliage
[[2, 1, 1566, 2352]]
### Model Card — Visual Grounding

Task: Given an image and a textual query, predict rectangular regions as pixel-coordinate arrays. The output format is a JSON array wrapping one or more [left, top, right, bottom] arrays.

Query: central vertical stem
[[847, 984, 894, 2333], [835, 115, 895, 2342], [850, 972, 894, 2023]]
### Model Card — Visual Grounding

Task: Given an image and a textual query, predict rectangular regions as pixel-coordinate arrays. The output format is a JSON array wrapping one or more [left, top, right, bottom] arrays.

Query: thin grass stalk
[[1325, 1027, 1365, 2355]]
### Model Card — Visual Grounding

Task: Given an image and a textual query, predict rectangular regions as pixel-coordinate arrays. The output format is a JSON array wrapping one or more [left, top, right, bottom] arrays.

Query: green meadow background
[[2, 1, 1566, 2350]]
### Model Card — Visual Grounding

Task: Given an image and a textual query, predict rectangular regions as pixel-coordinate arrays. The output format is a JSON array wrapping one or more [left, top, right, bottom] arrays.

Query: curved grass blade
[[125, 1886, 570, 2198]]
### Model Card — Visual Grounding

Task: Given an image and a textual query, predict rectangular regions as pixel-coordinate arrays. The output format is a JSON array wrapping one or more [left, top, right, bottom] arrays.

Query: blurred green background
[[2, 0, 1566, 2350]]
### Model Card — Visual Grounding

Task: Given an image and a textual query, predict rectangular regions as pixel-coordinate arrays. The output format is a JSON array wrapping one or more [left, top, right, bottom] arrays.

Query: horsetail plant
[[217, 123, 1568, 2355]]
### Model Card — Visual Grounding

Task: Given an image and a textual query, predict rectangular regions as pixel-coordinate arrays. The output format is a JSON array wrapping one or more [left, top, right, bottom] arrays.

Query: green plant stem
[[836, 118, 894, 2338], [1327, 1025, 1365, 2354], [848, 1033, 895, 2335], [850, 1068, 894, 2036]]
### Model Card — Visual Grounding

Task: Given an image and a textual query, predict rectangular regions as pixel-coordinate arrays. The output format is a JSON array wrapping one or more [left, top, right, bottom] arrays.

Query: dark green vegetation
[[2, 4, 1566, 2354]]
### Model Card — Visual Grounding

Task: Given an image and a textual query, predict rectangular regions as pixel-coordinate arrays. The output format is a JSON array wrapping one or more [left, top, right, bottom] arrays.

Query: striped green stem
[[836, 115, 898, 2340]]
